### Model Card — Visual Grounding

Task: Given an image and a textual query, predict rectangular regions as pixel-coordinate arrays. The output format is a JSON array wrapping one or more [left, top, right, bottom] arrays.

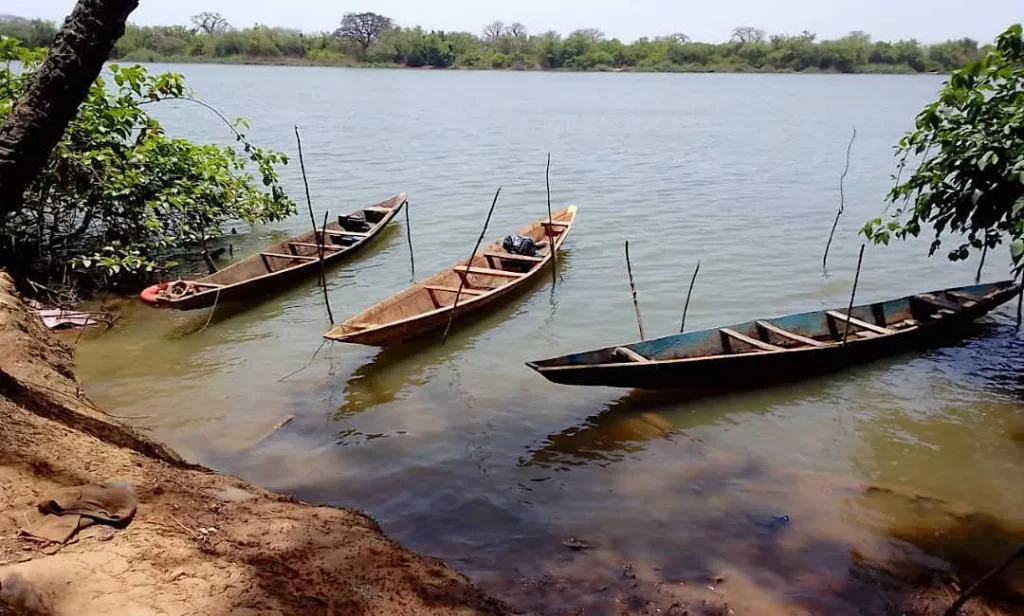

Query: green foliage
[[862, 25, 1024, 274], [0, 38, 294, 289], [0, 15, 984, 73]]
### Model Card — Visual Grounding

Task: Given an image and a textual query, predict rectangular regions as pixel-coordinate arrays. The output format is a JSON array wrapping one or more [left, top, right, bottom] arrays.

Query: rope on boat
[[200, 286, 221, 332]]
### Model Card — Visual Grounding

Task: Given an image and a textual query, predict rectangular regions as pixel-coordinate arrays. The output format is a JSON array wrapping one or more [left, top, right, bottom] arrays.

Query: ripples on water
[[75, 67, 1024, 613]]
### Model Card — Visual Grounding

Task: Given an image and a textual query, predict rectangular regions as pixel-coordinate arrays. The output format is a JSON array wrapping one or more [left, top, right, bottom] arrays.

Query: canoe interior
[[327, 205, 576, 344], [530, 281, 1019, 370], [165, 193, 405, 307]]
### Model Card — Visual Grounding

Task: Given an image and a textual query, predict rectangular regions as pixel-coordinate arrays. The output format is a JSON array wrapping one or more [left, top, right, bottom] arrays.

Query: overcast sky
[[6, 0, 1022, 43]]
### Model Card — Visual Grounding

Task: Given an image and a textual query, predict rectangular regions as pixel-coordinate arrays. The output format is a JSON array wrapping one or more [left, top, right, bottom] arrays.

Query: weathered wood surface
[[527, 281, 1021, 390], [325, 205, 578, 346]]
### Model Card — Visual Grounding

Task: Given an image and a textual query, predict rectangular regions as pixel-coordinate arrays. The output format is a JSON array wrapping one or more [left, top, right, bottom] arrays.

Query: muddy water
[[76, 66, 1024, 613]]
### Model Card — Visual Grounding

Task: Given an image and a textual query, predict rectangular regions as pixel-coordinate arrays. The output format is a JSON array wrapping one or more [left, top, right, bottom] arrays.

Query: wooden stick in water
[[319, 210, 334, 325], [546, 152, 557, 285], [975, 243, 987, 284], [842, 244, 866, 345], [403, 198, 415, 280], [625, 240, 645, 341], [943, 544, 1024, 616], [823, 127, 857, 273], [294, 126, 319, 252], [293, 125, 333, 324], [680, 260, 700, 333], [441, 187, 502, 345]]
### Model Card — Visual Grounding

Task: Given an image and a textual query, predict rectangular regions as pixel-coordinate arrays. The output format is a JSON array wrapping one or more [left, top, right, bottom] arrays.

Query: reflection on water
[[336, 250, 573, 423], [75, 68, 1024, 613]]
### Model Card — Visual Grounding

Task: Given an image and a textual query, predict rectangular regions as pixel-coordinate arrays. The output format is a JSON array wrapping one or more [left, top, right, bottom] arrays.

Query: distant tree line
[[0, 12, 985, 73]]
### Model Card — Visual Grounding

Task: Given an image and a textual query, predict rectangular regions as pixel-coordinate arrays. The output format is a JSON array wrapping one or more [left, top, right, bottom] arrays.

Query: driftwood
[[943, 544, 1024, 616]]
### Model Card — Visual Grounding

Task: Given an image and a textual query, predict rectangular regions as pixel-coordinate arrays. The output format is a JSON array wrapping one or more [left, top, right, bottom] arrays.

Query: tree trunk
[[0, 0, 139, 223]]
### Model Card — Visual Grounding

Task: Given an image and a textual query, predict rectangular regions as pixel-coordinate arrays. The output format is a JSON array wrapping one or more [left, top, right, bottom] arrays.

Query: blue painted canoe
[[527, 281, 1021, 390]]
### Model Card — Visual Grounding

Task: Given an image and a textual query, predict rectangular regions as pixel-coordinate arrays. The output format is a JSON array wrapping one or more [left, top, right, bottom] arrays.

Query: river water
[[75, 66, 1024, 613]]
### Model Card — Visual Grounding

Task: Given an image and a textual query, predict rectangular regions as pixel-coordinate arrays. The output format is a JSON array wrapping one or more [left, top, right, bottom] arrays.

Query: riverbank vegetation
[[862, 24, 1024, 277], [0, 38, 294, 293], [1, 12, 985, 73]]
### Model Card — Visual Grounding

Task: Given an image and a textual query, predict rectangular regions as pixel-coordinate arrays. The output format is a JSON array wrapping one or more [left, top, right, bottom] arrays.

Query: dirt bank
[[0, 272, 511, 616]]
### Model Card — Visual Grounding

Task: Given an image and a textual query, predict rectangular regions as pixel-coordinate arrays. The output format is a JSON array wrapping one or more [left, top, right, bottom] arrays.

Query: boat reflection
[[335, 251, 573, 420]]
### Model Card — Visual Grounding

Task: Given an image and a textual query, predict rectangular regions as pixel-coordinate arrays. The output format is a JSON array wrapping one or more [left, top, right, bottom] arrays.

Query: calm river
[[76, 66, 1024, 614]]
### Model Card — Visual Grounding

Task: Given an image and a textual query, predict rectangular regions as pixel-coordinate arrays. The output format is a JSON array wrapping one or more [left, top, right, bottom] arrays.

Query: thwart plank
[[720, 328, 783, 352], [826, 310, 894, 335], [756, 321, 827, 347]]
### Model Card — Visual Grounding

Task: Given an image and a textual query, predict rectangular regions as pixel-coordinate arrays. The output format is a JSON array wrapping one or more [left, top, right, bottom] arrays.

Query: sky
[[5, 0, 1022, 44]]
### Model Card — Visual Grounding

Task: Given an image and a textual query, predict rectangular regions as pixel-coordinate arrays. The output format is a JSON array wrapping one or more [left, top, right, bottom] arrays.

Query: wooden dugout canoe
[[325, 205, 578, 346], [139, 194, 407, 311], [527, 280, 1021, 390]]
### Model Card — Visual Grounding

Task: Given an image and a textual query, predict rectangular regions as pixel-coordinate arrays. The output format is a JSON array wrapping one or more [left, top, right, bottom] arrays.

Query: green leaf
[[1012, 239, 1024, 262]]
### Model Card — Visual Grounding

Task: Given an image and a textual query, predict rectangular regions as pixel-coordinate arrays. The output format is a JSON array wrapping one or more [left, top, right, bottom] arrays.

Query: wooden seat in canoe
[[826, 311, 894, 335], [424, 285, 486, 297], [322, 229, 370, 238], [453, 266, 525, 279], [755, 321, 827, 347], [914, 294, 968, 317], [540, 220, 570, 228], [945, 291, 978, 307], [289, 242, 343, 252], [363, 207, 392, 215], [614, 347, 650, 363], [720, 328, 783, 352], [482, 251, 544, 263]]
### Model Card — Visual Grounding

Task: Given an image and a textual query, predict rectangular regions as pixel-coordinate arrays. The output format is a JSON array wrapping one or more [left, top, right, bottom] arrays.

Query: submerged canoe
[[140, 193, 407, 310], [326, 205, 578, 346], [527, 280, 1021, 390]]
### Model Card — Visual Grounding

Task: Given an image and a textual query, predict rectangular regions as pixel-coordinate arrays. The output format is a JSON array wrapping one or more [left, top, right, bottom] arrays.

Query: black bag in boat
[[339, 211, 372, 232], [503, 234, 539, 257]]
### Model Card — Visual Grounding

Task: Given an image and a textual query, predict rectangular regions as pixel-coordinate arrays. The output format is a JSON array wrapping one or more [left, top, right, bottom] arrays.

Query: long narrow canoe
[[326, 206, 578, 346], [527, 281, 1020, 390], [140, 193, 407, 310]]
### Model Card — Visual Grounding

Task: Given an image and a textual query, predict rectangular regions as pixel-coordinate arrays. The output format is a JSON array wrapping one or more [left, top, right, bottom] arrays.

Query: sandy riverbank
[[0, 272, 510, 615]]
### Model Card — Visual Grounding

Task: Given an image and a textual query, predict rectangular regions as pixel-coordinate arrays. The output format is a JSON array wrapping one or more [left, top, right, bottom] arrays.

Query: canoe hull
[[528, 281, 1020, 390], [149, 194, 406, 311], [328, 206, 577, 346]]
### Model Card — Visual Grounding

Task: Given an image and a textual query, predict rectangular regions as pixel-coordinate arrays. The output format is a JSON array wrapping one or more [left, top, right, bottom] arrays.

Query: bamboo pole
[[625, 240, 645, 340], [680, 260, 700, 333], [441, 187, 502, 345], [546, 152, 557, 285], [319, 210, 334, 324], [403, 199, 415, 280], [823, 127, 857, 272], [842, 244, 866, 345], [293, 125, 333, 324]]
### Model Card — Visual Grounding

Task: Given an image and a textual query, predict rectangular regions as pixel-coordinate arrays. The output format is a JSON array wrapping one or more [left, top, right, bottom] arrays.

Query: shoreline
[[115, 54, 947, 76]]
